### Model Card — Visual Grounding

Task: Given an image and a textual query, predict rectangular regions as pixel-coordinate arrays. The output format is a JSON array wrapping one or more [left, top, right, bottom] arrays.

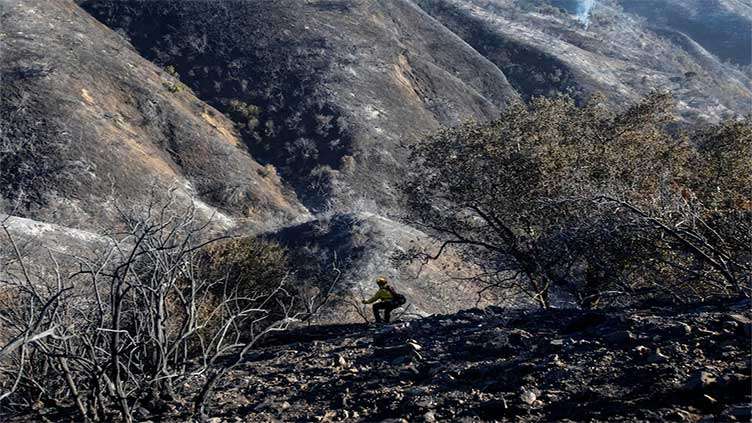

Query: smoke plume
[[575, 0, 595, 27]]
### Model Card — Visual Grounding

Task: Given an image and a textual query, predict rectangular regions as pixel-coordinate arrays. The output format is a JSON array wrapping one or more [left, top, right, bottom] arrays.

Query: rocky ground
[[155, 298, 752, 422]]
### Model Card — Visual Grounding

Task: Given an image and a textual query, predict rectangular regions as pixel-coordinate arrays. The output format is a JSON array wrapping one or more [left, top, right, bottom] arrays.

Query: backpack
[[386, 285, 406, 306]]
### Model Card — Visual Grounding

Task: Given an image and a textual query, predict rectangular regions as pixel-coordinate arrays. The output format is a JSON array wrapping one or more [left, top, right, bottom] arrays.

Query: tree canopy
[[402, 93, 751, 307]]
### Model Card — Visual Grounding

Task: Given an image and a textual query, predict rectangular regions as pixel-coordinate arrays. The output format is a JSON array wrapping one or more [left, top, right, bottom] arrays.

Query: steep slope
[[0, 0, 495, 322], [415, 0, 752, 121], [4, 0, 751, 324], [80, 0, 751, 215], [79, 0, 521, 211], [0, 215, 113, 286], [617, 0, 752, 66], [0, 0, 309, 232]]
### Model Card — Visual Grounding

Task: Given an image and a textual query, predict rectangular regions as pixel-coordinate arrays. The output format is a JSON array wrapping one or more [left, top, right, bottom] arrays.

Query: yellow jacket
[[364, 287, 393, 304]]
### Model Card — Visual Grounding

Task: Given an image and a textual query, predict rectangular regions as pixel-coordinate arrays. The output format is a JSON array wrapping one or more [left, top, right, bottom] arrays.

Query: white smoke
[[575, 0, 595, 28]]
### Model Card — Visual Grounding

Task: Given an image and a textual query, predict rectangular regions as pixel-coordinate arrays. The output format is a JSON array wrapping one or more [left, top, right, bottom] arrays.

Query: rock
[[696, 327, 721, 337], [207, 418, 223, 423], [415, 397, 436, 408], [669, 408, 701, 422], [677, 322, 692, 336], [647, 348, 669, 363], [319, 410, 337, 421], [407, 339, 423, 351], [634, 345, 650, 357], [394, 322, 411, 331], [549, 339, 565, 350], [603, 330, 635, 346], [552, 354, 566, 367], [683, 371, 716, 391], [520, 388, 537, 405], [423, 411, 437, 422], [337, 354, 348, 368]]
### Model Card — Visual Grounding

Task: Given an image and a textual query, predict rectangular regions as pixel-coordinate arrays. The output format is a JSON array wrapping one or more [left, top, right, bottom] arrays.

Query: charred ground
[[42, 298, 748, 423]]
